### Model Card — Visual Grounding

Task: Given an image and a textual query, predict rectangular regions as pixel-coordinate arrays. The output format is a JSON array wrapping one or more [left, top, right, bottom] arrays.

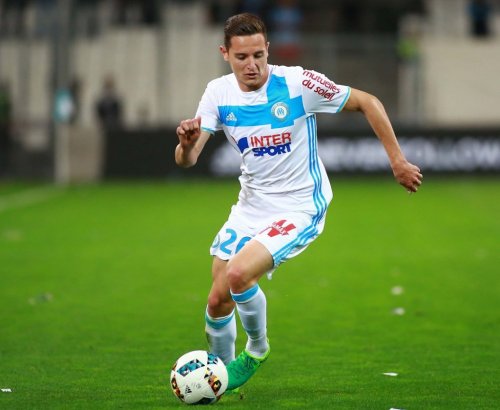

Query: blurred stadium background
[[0, 0, 499, 182]]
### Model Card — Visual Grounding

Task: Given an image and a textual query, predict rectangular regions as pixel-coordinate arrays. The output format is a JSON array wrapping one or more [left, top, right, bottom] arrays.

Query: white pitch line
[[0, 186, 64, 213]]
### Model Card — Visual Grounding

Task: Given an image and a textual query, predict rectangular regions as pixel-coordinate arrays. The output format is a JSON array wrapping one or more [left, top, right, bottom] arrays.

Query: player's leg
[[206, 208, 256, 367], [205, 256, 236, 365], [227, 239, 273, 356], [225, 239, 273, 389], [225, 211, 325, 389]]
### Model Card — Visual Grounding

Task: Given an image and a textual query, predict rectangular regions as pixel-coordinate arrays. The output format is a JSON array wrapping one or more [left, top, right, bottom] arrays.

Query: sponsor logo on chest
[[237, 132, 292, 157]]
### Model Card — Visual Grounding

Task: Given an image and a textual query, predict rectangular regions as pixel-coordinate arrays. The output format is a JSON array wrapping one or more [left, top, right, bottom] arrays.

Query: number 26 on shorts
[[212, 228, 251, 256]]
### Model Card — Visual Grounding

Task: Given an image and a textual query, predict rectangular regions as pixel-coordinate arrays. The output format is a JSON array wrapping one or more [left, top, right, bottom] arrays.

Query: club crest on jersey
[[271, 102, 289, 122]]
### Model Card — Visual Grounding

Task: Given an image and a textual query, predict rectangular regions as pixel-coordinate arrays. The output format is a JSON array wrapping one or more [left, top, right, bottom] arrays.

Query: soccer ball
[[170, 350, 228, 405]]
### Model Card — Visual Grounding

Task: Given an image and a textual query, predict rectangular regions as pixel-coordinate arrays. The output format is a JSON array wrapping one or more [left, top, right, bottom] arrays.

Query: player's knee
[[207, 292, 219, 310], [207, 291, 227, 310], [207, 291, 234, 319], [226, 262, 249, 293]]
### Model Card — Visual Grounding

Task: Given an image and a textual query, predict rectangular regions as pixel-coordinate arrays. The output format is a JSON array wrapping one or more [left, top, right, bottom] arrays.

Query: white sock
[[231, 284, 269, 358], [205, 308, 236, 365]]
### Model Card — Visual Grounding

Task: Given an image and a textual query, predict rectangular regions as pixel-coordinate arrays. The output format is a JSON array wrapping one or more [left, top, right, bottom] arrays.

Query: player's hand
[[176, 117, 202, 150], [392, 160, 423, 193]]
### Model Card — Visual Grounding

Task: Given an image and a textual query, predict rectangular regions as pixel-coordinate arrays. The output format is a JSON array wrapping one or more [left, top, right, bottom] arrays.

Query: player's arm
[[175, 117, 211, 168], [343, 88, 423, 193]]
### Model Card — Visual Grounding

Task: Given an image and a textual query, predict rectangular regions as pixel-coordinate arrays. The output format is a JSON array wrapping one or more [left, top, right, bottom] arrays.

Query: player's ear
[[219, 45, 229, 61]]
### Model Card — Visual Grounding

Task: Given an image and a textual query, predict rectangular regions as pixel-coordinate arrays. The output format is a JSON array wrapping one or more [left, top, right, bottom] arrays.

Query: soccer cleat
[[226, 346, 270, 390]]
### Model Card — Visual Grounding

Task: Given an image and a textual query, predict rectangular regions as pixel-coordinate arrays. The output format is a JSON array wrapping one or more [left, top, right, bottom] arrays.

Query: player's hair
[[223, 13, 267, 49]]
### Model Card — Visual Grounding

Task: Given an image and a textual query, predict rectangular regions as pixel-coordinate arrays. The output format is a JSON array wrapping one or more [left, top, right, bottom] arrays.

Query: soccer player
[[175, 13, 422, 391]]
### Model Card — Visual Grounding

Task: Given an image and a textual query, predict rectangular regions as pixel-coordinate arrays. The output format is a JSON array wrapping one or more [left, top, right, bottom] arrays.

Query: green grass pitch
[[0, 177, 499, 409]]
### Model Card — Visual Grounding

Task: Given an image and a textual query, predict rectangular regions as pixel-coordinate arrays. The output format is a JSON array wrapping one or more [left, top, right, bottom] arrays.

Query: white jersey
[[196, 64, 351, 219]]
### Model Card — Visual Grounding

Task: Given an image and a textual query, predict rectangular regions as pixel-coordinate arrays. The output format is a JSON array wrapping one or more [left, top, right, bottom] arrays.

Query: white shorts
[[210, 204, 327, 278]]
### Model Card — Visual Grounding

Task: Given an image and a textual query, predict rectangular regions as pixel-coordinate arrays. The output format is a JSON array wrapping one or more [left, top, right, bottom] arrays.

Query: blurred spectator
[[268, 0, 303, 65], [53, 88, 75, 124], [95, 75, 124, 130], [468, 0, 492, 37], [0, 80, 12, 176]]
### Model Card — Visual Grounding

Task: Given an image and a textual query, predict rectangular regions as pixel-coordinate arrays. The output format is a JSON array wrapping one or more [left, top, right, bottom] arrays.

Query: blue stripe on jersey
[[218, 74, 305, 129], [272, 115, 327, 265], [337, 86, 351, 113], [201, 126, 216, 134], [307, 115, 328, 224]]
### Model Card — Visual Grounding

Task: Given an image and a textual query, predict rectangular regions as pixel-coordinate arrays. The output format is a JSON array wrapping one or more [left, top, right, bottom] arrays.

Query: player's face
[[221, 34, 269, 92]]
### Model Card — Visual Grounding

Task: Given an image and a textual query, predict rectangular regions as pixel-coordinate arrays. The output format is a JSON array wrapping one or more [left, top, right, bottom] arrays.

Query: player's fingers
[[409, 177, 422, 192], [192, 118, 201, 130], [408, 163, 422, 177], [183, 120, 201, 135], [401, 178, 416, 192], [176, 126, 185, 137], [180, 121, 193, 132]]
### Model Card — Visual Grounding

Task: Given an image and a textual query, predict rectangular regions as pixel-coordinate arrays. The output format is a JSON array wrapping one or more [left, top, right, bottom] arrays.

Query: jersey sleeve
[[195, 81, 222, 134], [301, 69, 351, 114]]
